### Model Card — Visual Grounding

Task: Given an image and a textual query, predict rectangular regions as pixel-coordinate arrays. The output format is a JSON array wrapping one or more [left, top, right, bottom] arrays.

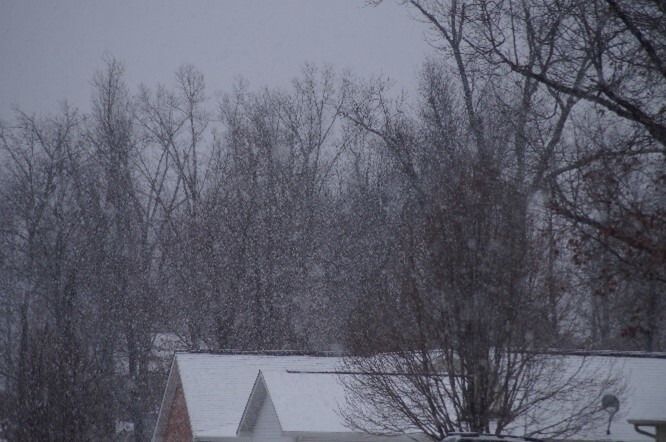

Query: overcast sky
[[0, 0, 435, 119]]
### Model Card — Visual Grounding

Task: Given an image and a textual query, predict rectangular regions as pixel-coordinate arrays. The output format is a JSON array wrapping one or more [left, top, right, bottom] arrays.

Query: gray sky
[[0, 0, 434, 119]]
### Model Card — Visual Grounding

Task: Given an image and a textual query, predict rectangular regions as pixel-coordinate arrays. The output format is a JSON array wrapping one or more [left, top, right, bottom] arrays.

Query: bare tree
[[134, 63, 217, 351], [339, 133, 623, 439], [396, 0, 666, 349], [551, 114, 666, 350], [89, 56, 176, 440], [339, 54, 623, 438], [468, 0, 666, 148], [0, 104, 124, 439]]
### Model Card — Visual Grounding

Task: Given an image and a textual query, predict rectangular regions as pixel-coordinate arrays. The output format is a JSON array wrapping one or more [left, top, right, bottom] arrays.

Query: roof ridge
[[174, 349, 666, 359], [175, 349, 341, 357], [538, 349, 666, 359]]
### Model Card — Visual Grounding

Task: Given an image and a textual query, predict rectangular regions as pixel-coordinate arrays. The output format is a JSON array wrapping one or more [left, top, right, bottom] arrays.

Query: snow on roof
[[603, 356, 666, 441], [559, 354, 666, 441], [260, 369, 351, 433], [505, 354, 666, 441], [175, 353, 341, 438], [156, 351, 666, 441]]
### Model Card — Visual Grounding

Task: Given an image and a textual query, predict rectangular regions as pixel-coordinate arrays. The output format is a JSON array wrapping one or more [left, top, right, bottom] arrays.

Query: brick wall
[[164, 381, 192, 442]]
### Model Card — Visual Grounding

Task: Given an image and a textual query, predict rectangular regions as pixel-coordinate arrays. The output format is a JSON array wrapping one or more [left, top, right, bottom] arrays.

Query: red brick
[[164, 381, 192, 442]]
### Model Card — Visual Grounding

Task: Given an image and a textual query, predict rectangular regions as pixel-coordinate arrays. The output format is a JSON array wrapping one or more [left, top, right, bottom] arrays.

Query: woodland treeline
[[1, 0, 664, 440]]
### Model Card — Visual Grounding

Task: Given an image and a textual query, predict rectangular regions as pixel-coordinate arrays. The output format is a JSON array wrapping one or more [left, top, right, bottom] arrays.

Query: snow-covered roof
[[504, 354, 666, 441], [157, 352, 342, 440], [597, 356, 666, 441], [240, 369, 351, 434], [152, 351, 666, 441]]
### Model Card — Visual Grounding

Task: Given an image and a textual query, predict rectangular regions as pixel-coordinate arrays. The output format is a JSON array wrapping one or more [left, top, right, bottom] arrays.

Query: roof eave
[[152, 355, 179, 442]]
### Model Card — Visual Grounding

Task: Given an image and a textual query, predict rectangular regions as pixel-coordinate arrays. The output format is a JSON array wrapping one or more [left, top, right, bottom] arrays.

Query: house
[[152, 351, 666, 442], [152, 352, 420, 441]]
